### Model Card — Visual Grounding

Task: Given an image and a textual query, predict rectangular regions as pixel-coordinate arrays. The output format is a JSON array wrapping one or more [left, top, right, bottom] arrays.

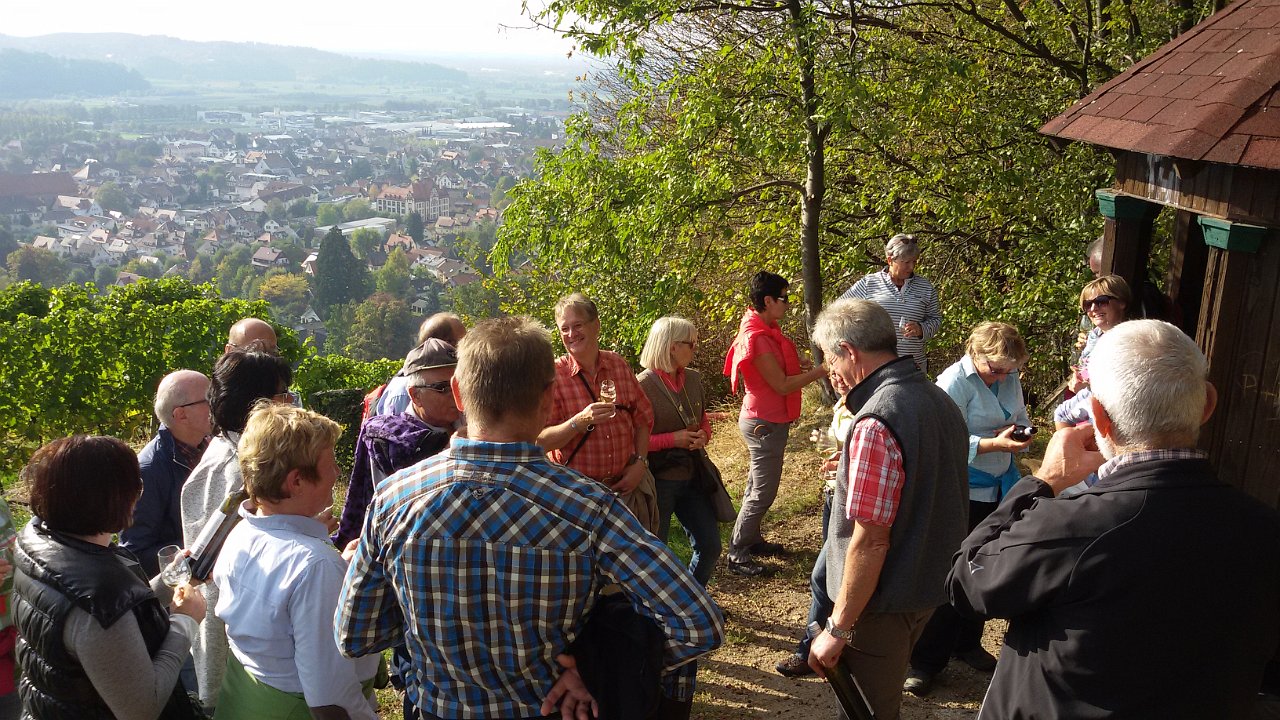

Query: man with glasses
[[335, 339, 459, 548], [122, 369, 211, 575]]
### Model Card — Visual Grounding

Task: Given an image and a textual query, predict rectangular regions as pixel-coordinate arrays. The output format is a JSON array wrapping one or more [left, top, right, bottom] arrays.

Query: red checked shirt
[[547, 350, 655, 482], [844, 417, 906, 527]]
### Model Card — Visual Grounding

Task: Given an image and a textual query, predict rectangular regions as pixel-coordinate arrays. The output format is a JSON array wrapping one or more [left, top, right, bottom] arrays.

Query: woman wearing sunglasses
[[904, 321, 1033, 696], [1054, 275, 1132, 430]]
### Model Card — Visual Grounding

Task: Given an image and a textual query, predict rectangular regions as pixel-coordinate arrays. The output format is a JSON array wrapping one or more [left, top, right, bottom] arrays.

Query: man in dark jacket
[[335, 339, 460, 548], [949, 320, 1280, 719], [121, 370, 210, 575]]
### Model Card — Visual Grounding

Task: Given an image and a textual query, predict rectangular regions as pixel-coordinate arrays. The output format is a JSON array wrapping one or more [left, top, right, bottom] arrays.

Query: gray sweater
[[827, 357, 969, 614]]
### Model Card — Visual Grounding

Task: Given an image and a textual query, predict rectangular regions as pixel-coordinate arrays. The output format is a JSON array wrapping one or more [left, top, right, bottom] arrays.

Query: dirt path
[[690, 413, 1001, 718], [691, 500, 1003, 719]]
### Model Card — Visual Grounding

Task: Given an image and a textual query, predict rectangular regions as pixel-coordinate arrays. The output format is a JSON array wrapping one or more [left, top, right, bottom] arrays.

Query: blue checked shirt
[[334, 437, 724, 720]]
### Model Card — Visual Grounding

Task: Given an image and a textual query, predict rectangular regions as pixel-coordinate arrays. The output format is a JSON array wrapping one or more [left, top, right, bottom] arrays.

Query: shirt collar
[[236, 500, 331, 539], [1097, 448, 1207, 479], [448, 436, 547, 464]]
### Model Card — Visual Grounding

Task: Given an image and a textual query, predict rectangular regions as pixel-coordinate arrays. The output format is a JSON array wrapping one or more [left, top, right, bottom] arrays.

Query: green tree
[[349, 228, 382, 261], [376, 247, 412, 298], [313, 227, 371, 314], [343, 293, 415, 362], [258, 272, 311, 320], [94, 265, 117, 287], [94, 181, 129, 214], [405, 212, 425, 245], [344, 158, 373, 184], [317, 203, 343, 227], [342, 199, 374, 222], [214, 245, 254, 299], [7, 246, 68, 286], [266, 199, 288, 223]]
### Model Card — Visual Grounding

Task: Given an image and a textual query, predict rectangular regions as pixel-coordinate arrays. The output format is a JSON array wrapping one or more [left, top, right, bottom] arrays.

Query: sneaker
[[775, 653, 815, 678], [749, 540, 787, 557], [903, 668, 935, 697], [955, 646, 998, 672], [726, 558, 766, 577]]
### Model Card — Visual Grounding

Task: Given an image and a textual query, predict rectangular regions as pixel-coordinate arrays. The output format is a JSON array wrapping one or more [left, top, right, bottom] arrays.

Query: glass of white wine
[[599, 379, 617, 418], [157, 544, 191, 590]]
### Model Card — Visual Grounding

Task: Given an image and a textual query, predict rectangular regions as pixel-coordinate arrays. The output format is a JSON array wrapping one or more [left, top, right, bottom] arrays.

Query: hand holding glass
[[158, 544, 191, 590], [599, 380, 617, 418]]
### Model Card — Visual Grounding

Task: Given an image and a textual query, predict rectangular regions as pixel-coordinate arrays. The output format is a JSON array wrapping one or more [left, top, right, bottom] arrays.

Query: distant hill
[[0, 48, 149, 99], [0, 33, 468, 87]]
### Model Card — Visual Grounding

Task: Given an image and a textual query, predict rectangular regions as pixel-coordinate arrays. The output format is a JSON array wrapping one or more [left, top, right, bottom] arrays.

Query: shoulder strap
[[562, 373, 598, 467]]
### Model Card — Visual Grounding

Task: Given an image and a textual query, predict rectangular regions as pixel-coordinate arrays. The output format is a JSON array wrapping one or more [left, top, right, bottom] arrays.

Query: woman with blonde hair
[[1055, 274, 1133, 429], [637, 316, 720, 586], [905, 321, 1033, 696]]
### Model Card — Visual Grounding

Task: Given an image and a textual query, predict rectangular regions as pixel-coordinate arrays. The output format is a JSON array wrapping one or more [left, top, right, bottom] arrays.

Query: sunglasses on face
[[982, 362, 1017, 376], [412, 380, 451, 394], [1082, 295, 1113, 312]]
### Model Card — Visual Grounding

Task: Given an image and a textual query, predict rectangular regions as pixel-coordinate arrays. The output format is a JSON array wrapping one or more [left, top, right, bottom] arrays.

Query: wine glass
[[158, 545, 191, 589], [599, 379, 617, 418]]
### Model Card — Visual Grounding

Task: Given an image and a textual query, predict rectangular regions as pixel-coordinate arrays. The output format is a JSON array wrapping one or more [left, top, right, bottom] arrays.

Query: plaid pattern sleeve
[[844, 417, 906, 527], [334, 437, 722, 720], [334, 492, 407, 659]]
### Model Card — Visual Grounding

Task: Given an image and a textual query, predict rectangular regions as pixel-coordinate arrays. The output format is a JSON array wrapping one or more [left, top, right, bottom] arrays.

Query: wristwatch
[[626, 453, 648, 468], [825, 617, 854, 642]]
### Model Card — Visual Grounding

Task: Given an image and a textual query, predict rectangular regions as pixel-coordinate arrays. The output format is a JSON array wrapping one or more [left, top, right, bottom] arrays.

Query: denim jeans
[[655, 478, 722, 586], [795, 488, 835, 658], [729, 417, 791, 562]]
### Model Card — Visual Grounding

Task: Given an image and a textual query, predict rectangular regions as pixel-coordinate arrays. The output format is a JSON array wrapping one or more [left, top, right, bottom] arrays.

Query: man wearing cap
[[373, 313, 467, 418], [335, 338, 461, 547]]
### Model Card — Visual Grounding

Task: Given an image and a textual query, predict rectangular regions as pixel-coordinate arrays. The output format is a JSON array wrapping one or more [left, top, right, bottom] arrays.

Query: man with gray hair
[[122, 369, 211, 575], [806, 298, 968, 720], [949, 320, 1280, 719]]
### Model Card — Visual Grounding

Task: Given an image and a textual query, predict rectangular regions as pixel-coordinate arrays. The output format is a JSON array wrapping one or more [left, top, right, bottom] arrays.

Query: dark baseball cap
[[400, 338, 458, 376]]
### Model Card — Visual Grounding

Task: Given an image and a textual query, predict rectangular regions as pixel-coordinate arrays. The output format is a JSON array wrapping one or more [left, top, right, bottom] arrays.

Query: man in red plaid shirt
[[806, 298, 968, 720], [539, 293, 659, 531]]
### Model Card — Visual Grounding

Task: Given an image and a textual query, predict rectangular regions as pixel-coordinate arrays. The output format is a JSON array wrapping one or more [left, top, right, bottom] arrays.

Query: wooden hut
[[1040, 0, 1280, 506]]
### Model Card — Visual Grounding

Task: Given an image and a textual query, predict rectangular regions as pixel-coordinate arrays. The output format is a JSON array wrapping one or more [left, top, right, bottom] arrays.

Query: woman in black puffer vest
[[13, 435, 206, 720]]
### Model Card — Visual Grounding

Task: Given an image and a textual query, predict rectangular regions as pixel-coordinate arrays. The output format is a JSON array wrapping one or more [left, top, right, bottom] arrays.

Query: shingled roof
[[1040, 0, 1280, 170]]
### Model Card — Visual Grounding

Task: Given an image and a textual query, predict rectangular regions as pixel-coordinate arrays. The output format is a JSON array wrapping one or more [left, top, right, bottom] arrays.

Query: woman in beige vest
[[637, 316, 720, 586]]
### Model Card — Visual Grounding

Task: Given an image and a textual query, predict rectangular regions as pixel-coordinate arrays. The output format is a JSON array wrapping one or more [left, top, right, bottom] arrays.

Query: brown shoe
[[775, 654, 815, 678]]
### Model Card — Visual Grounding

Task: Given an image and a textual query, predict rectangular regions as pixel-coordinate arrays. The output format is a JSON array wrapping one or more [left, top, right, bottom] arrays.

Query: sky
[[4, 0, 576, 61]]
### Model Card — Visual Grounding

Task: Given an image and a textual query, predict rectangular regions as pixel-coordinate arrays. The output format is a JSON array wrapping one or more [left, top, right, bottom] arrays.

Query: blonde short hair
[[553, 292, 599, 322], [639, 317, 697, 373], [238, 402, 342, 504], [965, 322, 1028, 366]]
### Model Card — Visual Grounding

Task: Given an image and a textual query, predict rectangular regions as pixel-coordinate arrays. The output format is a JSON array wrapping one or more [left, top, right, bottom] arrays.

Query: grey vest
[[826, 356, 969, 614]]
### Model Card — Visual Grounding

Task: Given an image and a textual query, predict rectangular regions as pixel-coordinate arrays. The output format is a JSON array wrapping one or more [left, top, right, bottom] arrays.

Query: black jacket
[[949, 458, 1280, 719], [14, 520, 193, 720]]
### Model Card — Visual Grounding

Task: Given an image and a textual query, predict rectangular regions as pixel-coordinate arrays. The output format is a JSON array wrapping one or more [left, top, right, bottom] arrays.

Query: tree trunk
[[791, 0, 826, 356]]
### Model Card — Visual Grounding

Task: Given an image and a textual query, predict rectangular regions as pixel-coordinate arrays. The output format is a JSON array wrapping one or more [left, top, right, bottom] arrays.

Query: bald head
[[226, 318, 278, 355], [154, 369, 212, 446], [417, 312, 467, 345]]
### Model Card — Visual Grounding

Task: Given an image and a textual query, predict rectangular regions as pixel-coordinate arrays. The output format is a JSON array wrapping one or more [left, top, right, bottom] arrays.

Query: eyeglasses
[[981, 361, 1017, 376], [674, 340, 696, 349], [175, 398, 208, 409], [411, 380, 451, 394], [273, 390, 300, 405], [1082, 295, 1113, 312]]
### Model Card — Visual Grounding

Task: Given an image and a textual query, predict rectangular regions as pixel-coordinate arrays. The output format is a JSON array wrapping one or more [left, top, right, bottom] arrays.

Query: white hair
[[812, 299, 898, 359], [885, 233, 920, 261], [1089, 320, 1207, 448]]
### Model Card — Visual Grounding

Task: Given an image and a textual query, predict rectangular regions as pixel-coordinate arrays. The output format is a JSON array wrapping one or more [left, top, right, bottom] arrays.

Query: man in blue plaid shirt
[[335, 316, 723, 720]]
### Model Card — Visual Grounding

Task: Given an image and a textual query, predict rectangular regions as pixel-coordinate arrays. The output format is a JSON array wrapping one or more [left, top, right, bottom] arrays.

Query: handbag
[[694, 450, 737, 523]]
